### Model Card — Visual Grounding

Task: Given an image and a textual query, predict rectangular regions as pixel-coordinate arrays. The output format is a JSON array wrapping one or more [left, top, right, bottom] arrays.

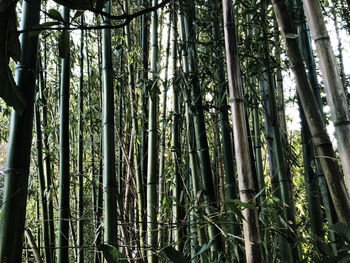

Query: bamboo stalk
[[272, 0, 350, 225], [222, 0, 263, 262], [303, 0, 350, 190]]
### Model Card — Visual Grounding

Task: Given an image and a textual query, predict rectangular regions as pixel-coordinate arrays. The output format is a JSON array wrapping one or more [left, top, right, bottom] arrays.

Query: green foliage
[[192, 240, 214, 259], [330, 222, 350, 243], [48, 8, 65, 23], [98, 244, 128, 263], [320, 223, 350, 262], [163, 247, 189, 263]]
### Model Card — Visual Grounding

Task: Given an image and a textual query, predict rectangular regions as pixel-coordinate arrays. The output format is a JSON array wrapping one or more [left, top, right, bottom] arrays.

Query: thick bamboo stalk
[[272, 0, 350, 225], [102, 0, 118, 247], [146, 0, 159, 261], [57, 7, 71, 263], [303, 0, 350, 189], [211, 2, 241, 259], [0, 1, 41, 261], [222, 0, 263, 262]]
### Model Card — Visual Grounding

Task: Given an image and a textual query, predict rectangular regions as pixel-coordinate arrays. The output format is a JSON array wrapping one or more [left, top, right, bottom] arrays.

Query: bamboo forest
[[1, 0, 350, 262]]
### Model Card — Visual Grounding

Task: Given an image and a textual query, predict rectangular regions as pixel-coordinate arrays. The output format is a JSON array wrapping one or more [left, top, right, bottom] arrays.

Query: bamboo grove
[[0, 0, 349, 262]]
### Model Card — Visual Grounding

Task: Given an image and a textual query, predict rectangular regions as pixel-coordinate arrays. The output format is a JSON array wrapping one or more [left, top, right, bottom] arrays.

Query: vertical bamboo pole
[[57, 7, 71, 263], [222, 0, 263, 262], [102, 0, 118, 247], [146, 0, 159, 261], [77, 15, 84, 263], [0, 1, 41, 261]]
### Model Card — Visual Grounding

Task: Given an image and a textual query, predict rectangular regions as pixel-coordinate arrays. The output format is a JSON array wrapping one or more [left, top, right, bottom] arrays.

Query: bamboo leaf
[[163, 247, 189, 263], [226, 199, 257, 210], [191, 240, 214, 259], [98, 244, 128, 263], [285, 33, 298, 39], [330, 222, 350, 243], [72, 10, 84, 21], [48, 9, 65, 23], [58, 30, 69, 59]]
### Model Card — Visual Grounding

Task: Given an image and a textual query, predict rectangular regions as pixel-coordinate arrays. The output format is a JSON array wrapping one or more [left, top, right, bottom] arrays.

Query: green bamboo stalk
[[260, 2, 298, 261], [178, 12, 207, 262], [35, 95, 52, 263], [296, 0, 337, 254], [146, 0, 159, 261], [272, 0, 350, 225], [158, 16, 171, 249], [102, 0, 118, 247], [299, 99, 324, 260], [211, 2, 241, 260], [77, 15, 84, 263], [94, 136, 104, 263], [38, 56, 56, 263], [140, 1, 149, 258], [285, 1, 326, 257], [183, 0, 224, 254], [57, 7, 71, 263], [123, 0, 142, 255], [171, 26, 185, 252], [0, 1, 41, 261]]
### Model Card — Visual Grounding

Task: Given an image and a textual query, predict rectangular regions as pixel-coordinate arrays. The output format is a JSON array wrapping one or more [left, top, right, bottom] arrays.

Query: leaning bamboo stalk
[[25, 229, 44, 263], [303, 0, 350, 190], [272, 0, 350, 224], [222, 0, 263, 262]]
